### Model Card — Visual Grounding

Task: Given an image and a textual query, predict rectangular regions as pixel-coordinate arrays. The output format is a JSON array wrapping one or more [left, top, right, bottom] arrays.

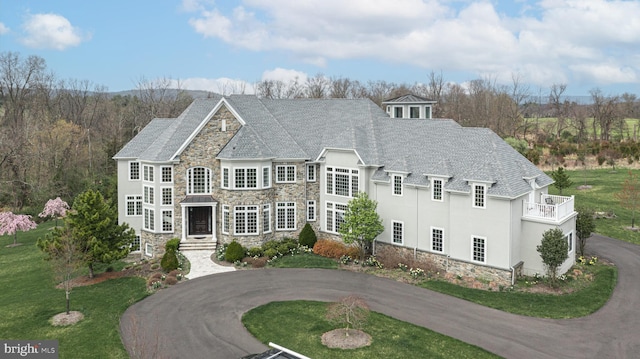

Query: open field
[[548, 168, 640, 245]]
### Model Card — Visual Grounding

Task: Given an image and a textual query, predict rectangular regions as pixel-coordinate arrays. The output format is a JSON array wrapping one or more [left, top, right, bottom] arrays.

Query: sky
[[0, 0, 639, 96]]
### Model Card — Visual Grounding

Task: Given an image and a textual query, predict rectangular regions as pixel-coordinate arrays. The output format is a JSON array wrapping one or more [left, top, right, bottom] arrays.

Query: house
[[113, 94, 576, 285]]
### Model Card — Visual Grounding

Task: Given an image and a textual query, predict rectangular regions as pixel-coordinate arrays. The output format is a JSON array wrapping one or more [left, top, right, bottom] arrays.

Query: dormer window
[[394, 107, 403, 118]]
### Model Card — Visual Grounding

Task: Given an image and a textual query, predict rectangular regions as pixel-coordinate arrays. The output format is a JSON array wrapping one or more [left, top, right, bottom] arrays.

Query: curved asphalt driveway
[[120, 235, 640, 359]]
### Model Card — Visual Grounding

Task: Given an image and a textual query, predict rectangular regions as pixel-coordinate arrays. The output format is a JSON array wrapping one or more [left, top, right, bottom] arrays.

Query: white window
[[161, 187, 172, 205], [409, 106, 420, 118], [143, 186, 154, 205], [394, 107, 403, 118], [432, 179, 443, 201], [161, 166, 172, 183], [234, 168, 258, 189], [143, 165, 154, 182], [144, 208, 155, 231], [126, 195, 142, 216], [431, 227, 444, 253], [472, 236, 486, 263], [393, 175, 403, 196], [307, 200, 316, 221], [162, 210, 173, 232], [263, 167, 271, 188], [276, 165, 296, 183], [188, 167, 211, 194], [307, 164, 316, 182], [131, 235, 141, 252], [425, 106, 432, 119], [473, 184, 486, 209], [566, 232, 573, 253], [325, 201, 347, 234], [326, 167, 359, 197], [235, 205, 259, 235], [392, 221, 403, 244], [222, 167, 230, 189], [129, 161, 140, 181], [263, 204, 271, 233], [276, 202, 296, 230], [145, 243, 153, 257], [222, 205, 230, 234]]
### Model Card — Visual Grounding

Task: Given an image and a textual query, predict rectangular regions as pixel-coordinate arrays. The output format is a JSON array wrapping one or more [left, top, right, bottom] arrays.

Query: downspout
[[415, 186, 419, 259], [511, 265, 516, 286]]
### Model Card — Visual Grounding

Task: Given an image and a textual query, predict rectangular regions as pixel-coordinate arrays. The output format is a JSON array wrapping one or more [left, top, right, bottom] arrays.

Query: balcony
[[523, 194, 575, 222]]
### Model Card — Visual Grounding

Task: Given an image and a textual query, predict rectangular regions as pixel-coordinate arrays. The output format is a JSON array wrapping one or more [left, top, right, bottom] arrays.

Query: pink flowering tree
[[39, 197, 70, 227], [0, 212, 38, 246]]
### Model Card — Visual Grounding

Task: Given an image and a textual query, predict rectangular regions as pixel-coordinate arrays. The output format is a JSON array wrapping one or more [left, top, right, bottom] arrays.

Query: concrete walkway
[[122, 235, 640, 359], [180, 250, 235, 279]]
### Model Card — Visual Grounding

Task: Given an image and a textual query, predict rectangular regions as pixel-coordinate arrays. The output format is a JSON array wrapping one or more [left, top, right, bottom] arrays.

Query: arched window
[[187, 167, 211, 194]]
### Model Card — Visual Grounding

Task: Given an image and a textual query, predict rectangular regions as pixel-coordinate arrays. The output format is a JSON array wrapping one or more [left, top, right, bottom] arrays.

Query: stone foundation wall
[[375, 242, 513, 286], [141, 231, 174, 258]]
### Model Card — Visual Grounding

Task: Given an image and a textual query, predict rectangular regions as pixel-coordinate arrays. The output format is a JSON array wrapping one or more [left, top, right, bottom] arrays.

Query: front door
[[188, 206, 212, 236]]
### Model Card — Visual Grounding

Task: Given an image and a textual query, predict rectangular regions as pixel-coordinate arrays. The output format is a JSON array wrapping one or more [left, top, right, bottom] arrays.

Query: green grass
[[268, 252, 339, 269], [548, 168, 640, 245], [419, 264, 616, 318], [0, 221, 148, 358], [243, 300, 500, 359]]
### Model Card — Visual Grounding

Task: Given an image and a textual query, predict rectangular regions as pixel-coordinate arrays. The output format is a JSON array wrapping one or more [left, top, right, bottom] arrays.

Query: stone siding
[[376, 242, 513, 286]]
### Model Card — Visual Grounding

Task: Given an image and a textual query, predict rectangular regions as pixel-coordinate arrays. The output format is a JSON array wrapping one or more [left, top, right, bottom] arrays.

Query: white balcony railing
[[523, 194, 574, 222]]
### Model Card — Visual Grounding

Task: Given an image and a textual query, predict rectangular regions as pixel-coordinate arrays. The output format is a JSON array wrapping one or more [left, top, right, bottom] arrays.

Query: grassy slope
[[0, 221, 148, 359]]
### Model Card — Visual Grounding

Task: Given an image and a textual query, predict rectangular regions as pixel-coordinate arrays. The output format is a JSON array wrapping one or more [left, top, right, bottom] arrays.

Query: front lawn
[[243, 300, 500, 359], [268, 252, 339, 269], [0, 221, 148, 358]]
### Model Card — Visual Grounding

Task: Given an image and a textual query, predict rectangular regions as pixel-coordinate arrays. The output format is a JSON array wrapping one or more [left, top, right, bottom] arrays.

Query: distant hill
[[109, 89, 220, 99]]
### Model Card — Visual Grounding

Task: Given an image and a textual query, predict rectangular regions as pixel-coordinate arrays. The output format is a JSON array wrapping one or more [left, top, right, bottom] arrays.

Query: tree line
[[1, 51, 639, 212]]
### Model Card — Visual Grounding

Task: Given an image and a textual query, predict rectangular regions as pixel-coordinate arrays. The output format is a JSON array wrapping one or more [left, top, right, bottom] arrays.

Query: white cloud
[[261, 68, 308, 83], [0, 22, 9, 35], [20, 13, 89, 50], [186, 0, 640, 88]]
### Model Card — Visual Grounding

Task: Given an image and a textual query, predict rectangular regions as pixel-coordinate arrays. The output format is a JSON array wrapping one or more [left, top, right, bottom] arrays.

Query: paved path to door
[[121, 235, 640, 359]]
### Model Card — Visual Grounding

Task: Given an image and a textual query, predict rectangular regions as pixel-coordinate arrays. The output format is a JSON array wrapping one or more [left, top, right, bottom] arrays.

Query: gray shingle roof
[[382, 94, 436, 104], [114, 95, 552, 199]]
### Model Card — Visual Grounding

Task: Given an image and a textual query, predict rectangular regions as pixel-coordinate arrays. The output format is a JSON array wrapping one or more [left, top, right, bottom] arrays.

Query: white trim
[[392, 174, 403, 196], [161, 186, 173, 206], [307, 200, 316, 222], [143, 164, 154, 182], [472, 184, 486, 209], [125, 195, 142, 217], [160, 166, 173, 183], [430, 226, 444, 253], [234, 205, 259, 235], [222, 205, 230, 235], [566, 231, 574, 254], [233, 167, 258, 189], [145, 243, 153, 257], [314, 147, 366, 166], [471, 235, 487, 264], [275, 202, 296, 231], [262, 203, 272, 234], [128, 161, 140, 181], [391, 220, 404, 245], [431, 178, 444, 202], [222, 167, 230, 189], [161, 209, 173, 233], [262, 166, 271, 188], [324, 201, 347, 234], [187, 166, 212, 194], [306, 164, 316, 182], [275, 165, 296, 183]]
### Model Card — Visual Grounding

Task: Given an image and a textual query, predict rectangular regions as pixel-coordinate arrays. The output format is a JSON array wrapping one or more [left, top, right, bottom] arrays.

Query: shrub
[[299, 223, 318, 248], [262, 240, 280, 251], [263, 248, 278, 259], [312, 239, 358, 259], [161, 249, 179, 272], [225, 241, 246, 262], [165, 238, 180, 252], [168, 270, 181, 277], [245, 256, 268, 268], [247, 246, 264, 257], [164, 276, 178, 285]]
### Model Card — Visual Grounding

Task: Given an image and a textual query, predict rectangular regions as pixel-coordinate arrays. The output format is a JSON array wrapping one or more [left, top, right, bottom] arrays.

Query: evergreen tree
[[339, 192, 384, 261], [550, 166, 573, 195], [65, 189, 136, 278]]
